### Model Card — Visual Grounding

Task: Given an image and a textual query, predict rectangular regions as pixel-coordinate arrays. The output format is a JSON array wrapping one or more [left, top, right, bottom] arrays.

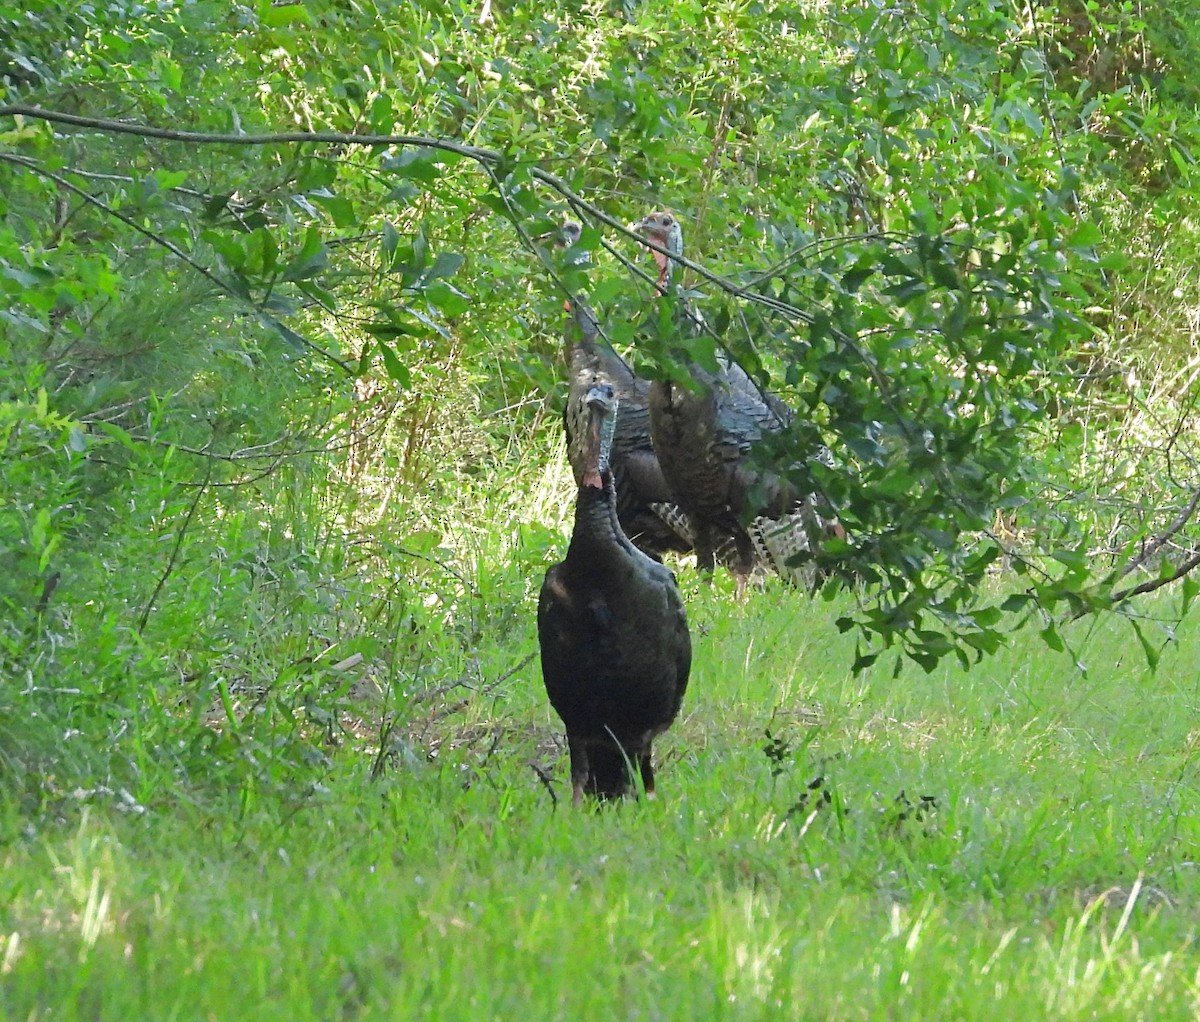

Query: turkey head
[[633, 210, 684, 292], [565, 375, 618, 491]]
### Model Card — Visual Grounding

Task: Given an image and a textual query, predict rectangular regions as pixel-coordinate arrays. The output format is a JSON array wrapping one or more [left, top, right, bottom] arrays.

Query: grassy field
[[2, 583, 1198, 1020]]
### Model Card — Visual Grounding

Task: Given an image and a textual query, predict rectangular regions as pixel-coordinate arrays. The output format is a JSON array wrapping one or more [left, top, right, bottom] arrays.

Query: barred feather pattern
[[652, 499, 833, 592], [649, 501, 745, 573], [747, 505, 822, 591]]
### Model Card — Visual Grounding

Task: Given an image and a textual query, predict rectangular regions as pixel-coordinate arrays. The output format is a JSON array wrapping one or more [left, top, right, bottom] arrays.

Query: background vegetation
[[1, 0, 1199, 1016]]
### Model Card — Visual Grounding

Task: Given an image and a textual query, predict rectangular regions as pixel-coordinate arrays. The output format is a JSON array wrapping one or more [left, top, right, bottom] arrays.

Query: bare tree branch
[[0, 104, 828, 326], [1118, 484, 1200, 581], [1112, 550, 1200, 604]]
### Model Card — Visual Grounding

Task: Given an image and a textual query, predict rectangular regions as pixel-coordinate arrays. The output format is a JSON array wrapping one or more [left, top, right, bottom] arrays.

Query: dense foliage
[[1, 0, 1198, 802]]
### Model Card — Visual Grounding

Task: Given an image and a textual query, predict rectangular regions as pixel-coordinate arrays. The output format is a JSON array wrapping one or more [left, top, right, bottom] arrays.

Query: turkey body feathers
[[633, 210, 833, 587], [650, 361, 830, 582], [650, 377, 751, 574], [538, 485, 691, 800]]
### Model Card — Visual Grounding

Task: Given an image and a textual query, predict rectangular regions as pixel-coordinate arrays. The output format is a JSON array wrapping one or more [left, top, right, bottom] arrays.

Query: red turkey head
[[633, 211, 684, 291]]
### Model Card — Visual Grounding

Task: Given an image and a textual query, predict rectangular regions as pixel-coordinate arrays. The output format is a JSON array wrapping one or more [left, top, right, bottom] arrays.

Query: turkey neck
[[566, 477, 645, 570]]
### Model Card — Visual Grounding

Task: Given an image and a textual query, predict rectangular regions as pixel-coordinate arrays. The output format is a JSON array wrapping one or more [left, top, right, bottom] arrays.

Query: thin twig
[[1118, 484, 1200, 581], [137, 457, 214, 633], [371, 714, 399, 781], [176, 455, 287, 488], [0, 104, 827, 326], [530, 763, 559, 810], [1112, 550, 1200, 605]]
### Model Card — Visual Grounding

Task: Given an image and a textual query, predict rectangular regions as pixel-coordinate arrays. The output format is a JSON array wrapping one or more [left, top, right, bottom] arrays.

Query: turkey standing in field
[[538, 350, 692, 803], [633, 210, 842, 591], [557, 222, 692, 561]]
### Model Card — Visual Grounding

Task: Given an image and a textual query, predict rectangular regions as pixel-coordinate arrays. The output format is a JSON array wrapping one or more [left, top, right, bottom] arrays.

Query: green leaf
[[309, 190, 357, 229], [683, 333, 720, 375], [851, 650, 879, 673], [476, 193, 511, 219], [1039, 623, 1064, 653], [155, 56, 183, 93], [381, 222, 400, 260], [424, 281, 470, 316], [1181, 573, 1198, 617], [363, 322, 416, 339], [971, 605, 1003, 627], [297, 159, 337, 192], [90, 421, 138, 452], [1049, 547, 1088, 574], [153, 170, 188, 191], [422, 251, 464, 284], [378, 341, 412, 387], [1066, 222, 1101, 248], [254, 229, 278, 277], [383, 149, 443, 182], [265, 318, 308, 352], [883, 277, 928, 303], [259, 1, 311, 27], [1129, 620, 1160, 673], [841, 265, 875, 292], [909, 648, 942, 673], [204, 231, 247, 271], [296, 280, 337, 309], [369, 94, 395, 135], [961, 629, 1005, 656], [412, 232, 428, 274], [282, 228, 327, 282]]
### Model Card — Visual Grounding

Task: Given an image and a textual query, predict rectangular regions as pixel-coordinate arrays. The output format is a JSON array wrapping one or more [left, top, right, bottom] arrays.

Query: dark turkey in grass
[[538, 355, 692, 804]]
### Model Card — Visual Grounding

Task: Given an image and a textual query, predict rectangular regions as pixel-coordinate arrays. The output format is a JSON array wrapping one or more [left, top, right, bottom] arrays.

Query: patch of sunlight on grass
[[705, 887, 786, 1006], [38, 812, 122, 950]]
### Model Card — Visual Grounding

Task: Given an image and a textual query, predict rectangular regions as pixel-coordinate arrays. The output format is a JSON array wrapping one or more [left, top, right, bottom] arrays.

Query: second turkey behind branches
[[632, 210, 844, 593]]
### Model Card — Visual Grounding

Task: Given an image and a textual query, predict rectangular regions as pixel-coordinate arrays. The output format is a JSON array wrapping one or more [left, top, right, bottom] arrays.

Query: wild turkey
[[633, 210, 841, 590], [538, 351, 692, 803], [556, 223, 692, 560]]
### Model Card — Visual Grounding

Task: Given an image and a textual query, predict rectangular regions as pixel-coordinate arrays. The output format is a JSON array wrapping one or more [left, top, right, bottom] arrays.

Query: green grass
[[2, 585, 1198, 1020]]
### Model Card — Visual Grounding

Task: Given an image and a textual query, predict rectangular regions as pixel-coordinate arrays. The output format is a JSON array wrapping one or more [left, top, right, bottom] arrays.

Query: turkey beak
[[630, 215, 662, 247]]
